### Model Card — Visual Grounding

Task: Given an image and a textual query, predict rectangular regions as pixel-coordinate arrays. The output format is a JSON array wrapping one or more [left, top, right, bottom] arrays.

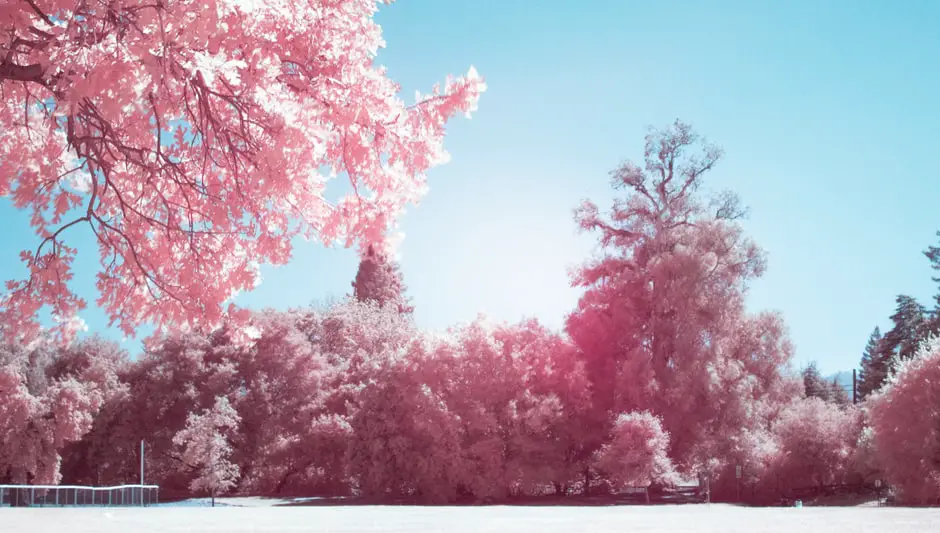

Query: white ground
[[5, 504, 940, 533]]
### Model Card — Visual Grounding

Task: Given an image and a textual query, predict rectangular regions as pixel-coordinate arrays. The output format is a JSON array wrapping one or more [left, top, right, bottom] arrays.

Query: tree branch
[[23, 0, 54, 26], [0, 62, 44, 83]]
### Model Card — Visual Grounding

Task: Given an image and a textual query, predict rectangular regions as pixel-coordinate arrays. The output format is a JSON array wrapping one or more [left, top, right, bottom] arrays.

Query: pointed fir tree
[[881, 295, 928, 366], [858, 327, 886, 400], [925, 231, 940, 337], [351, 244, 414, 314]]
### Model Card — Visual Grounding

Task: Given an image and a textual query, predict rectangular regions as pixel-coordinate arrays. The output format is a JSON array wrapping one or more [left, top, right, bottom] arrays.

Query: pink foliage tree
[[345, 336, 463, 503], [173, 396, 241, 506], [317, 298, 459, 502], [566, 120, 799, 495], [0, 0, 484, 342], [441, 317, 594, 500], [869, 336, 940, 505], [0, 335, 125, 484], [594, 411, 676, 489], [766, 398, 863, 494]]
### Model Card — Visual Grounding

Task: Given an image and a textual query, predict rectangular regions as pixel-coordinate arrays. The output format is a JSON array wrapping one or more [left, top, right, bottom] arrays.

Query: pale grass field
[[4, 504, 940, 533]]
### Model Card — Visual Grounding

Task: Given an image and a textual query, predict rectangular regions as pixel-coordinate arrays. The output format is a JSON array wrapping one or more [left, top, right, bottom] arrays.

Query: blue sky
[[1, 0, 938, 375]]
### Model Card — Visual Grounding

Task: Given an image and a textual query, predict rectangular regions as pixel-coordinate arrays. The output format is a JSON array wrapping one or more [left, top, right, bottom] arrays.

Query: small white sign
[[875, 479, 882, 488], [735, 465, 742, 479]]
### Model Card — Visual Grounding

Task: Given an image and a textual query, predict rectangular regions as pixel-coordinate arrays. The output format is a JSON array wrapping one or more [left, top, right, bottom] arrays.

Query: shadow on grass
[[278, 492, 705, 508]]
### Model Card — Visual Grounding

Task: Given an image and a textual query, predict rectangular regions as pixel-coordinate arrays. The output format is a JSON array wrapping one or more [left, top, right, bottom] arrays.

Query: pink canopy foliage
[[439, 317, 589, 500], [173, 395, 241, 498], [345, 339, 463, 503], [869, 336, 940, 505], [321, 299, 459, 502], [594, 411, 676, 489], [63, 309, 344, 496], [766, 398, 863, 494], [0, 0, 484, 342], [0, 335, 125, 484]]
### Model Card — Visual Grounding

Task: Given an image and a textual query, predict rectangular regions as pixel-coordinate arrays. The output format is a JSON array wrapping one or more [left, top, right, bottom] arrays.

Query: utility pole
[[852, 369, 857, 405]]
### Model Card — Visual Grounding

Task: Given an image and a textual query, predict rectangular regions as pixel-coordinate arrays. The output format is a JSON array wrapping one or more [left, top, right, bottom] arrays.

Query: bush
[[869, 336, 940, 505]]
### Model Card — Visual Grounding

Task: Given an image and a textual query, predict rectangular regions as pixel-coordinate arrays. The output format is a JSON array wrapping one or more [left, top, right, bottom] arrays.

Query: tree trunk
[[583, 467, 590, 496]]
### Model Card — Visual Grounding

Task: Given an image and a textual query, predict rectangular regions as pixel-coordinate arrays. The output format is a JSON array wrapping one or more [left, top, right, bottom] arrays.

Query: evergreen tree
[[802, 362, 830, 402], [351, 244, 414, 314], [858, 327, 886, 400], [925, 231, 940, 337], [881, 295, 928, 366], [827, 378, 850, 407]]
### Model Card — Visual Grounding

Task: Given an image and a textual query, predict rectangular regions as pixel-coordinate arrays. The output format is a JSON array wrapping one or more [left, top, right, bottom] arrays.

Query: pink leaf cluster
[[0, 0, 484, 343]]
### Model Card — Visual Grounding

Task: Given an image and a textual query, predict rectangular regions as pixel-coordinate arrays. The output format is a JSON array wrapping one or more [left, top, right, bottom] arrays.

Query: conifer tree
[[351, 245, 415, 314], [802, 362, 830, 402], [925, 231, 940, 337], [858, 327, 886, 400]]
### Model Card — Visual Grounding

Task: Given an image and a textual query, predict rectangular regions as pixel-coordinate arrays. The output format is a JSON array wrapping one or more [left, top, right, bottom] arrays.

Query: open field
[[5, 504, 940, 533]]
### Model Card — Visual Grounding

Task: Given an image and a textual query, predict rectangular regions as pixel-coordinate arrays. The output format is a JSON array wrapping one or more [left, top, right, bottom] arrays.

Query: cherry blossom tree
[[0, 0, 485, 343], [173, 396, 241, 506], [869, 336, 940, 505]]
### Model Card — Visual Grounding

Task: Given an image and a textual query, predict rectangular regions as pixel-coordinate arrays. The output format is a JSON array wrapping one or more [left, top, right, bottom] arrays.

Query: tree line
[[2, 121, 939, 505]]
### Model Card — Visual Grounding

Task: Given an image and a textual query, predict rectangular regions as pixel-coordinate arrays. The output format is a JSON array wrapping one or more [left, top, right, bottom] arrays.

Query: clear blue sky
[[1, 0, 938, 375]]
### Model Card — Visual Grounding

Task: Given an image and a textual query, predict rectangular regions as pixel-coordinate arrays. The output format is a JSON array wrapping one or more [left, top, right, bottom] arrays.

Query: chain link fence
[[0, 484, 159, 507]]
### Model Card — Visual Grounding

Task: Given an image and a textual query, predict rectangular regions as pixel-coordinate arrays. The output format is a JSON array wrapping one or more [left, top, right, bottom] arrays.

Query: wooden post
[[853, 369, 857, 404]]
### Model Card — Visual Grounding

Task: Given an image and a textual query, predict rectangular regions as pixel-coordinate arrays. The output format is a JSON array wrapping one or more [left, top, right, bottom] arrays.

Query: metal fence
[[0, 484, 159, 507]]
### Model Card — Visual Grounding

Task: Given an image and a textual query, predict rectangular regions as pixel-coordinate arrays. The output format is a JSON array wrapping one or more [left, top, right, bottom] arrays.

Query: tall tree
[[881, 295, 928, 368], [0, 1, 485, 343], [565, 120, 798, 487], [351, 244, 414, 314], [858, 327, 886, 400], [925, 231, 940, 336]]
